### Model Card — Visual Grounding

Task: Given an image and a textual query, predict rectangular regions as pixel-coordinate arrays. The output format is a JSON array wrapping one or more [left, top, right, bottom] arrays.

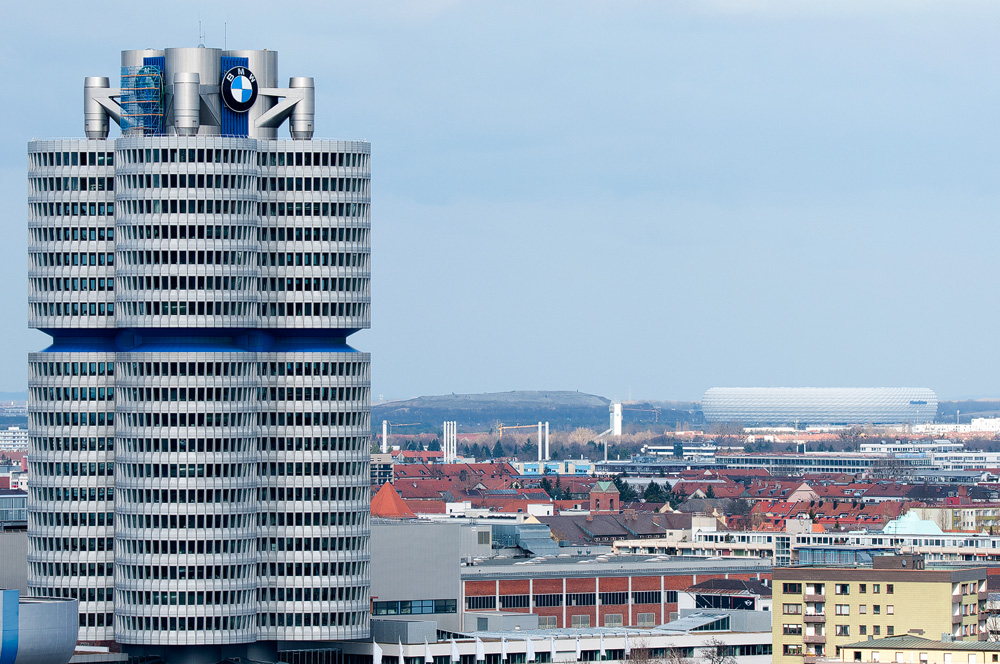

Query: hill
[[372, 390, 610, 433]]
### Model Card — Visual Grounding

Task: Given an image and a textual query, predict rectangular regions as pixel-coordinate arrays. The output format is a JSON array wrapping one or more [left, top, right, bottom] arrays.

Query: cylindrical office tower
[[255, 139, 371, 641], [113, 136, 260, 328], [113, 351, 261, 646], [27, 140, 118, 643], [27, 47, 371, 659]]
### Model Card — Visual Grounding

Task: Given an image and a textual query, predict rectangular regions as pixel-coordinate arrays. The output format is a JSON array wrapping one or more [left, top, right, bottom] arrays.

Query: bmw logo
[[221, 66, 258, 113]]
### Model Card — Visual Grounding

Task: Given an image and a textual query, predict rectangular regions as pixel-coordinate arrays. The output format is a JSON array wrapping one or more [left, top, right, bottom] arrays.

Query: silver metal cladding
[[84, 77, 112, 139], [288, 77, 315, 140], [172, 72, 201, 136]]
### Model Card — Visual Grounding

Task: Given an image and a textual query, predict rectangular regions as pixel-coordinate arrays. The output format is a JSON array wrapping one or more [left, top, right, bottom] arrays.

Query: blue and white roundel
[[231, 76, 253, 103], [220, 66, 258, 113]]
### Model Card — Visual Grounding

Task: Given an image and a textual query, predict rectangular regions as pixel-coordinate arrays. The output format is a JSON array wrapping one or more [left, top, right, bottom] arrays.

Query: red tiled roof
[[371, 482, 416, 518]]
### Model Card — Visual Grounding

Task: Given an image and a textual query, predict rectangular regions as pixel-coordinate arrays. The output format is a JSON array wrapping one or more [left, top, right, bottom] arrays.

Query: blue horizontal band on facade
[[39, 329, 361, 354]]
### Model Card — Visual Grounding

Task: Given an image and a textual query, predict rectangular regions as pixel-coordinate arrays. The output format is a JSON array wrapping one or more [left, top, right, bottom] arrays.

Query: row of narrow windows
[[30, 361, 367, 379], [32, 512, 112, 527], [117, 436, 366, 453], [115, 360, 365, 377], [28, 559, 368, 580], [30, 302, 113, 317], [261, 461, 365, 477], [115, 386, 367, 402], [30, 147, 368, 170], [121, 197, 253, 216], [32, 223, 367, 244], [257, 611, 367, 629], [116, 173, 370, 194], [261, 510, 368, 527], [261, 587, 364, 603], [118, 300, 253, 318], [117, 300, 369, 319], [117, 146, 369, 168], [118, 589, 254, 607], [109, 276, 368, 292], [118, 487, 256, 505], [31, 387, 113, 401], [31, 277, 112, 292], [30, 251, 113, 266], [120, 173, 252, 190], [259, 176, 367, 193], [122, 223, 252, 240], [29, 150, 113, 167], [117, 513, 254, 530], [118, 462, 250, 480], [31, 486, 113, 501], [263, 535, 367, 552], [30, 176, 113, 193], [29, 200, 370, 220], [28, 460, 112, 475], [117, 462, 255, 479], [120, 411, 257, 428], [119, 147, 252, 166], [118, 615, 255, 634], [31, 412, 113, 427], [30, 226, 114, 242], [30, 202, 113, 217]]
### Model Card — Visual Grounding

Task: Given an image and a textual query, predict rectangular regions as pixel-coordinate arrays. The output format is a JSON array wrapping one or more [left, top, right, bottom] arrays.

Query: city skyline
[[4, 1, 1000, 402]]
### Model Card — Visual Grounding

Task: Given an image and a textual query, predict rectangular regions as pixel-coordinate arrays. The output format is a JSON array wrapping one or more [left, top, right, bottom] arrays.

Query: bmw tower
[[26, 46, 371, 664]]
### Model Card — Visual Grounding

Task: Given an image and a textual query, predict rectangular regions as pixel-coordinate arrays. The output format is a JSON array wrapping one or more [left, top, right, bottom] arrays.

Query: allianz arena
[[702, 387, 938, 426]]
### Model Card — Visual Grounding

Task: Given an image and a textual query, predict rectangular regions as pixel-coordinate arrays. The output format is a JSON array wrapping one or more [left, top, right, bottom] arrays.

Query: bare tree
[[700, 638, 736, 664], [627, 637, 675, 664]]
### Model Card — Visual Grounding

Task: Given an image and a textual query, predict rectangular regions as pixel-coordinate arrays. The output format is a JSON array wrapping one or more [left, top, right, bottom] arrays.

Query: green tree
[[428, 439, 441, 452], [492, 440, 505, 458], [705, 485, 716, 499], [554, 475, 564, 500], [613, 474, 639, 502], [540, 477, 554, 498], [668, 485, 687, 509], [643, 481, 665, 503]]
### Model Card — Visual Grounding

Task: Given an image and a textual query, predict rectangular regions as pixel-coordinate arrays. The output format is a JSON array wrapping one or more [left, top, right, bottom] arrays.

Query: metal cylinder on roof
[[172, 72, 201, 136], [84, 77, 111, 139], [288, 76, 314, 139]]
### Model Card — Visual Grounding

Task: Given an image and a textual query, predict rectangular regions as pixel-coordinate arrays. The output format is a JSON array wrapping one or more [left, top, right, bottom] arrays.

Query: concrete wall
[[0, 532, 27, 593], [371, 522, 490, 631]]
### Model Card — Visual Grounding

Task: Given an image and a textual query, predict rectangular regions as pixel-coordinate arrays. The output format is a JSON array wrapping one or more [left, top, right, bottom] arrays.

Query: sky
[[2, 1, 999, 402]]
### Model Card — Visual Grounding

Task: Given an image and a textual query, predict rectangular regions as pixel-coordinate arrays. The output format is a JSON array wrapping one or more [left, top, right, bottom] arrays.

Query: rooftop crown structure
[[27, 47, 371, 664]]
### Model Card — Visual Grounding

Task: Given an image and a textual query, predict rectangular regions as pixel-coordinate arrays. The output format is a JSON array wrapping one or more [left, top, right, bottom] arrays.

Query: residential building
[[0, 427, 28, 450], [27, 45, 371, 661], [836, 635, 1000, 664], [772, 556, 987, 664]]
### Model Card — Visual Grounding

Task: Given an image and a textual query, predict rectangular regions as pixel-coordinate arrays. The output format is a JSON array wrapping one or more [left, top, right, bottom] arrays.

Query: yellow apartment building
[[773, 555, 987, 664], [837, 635, 1000, 664]]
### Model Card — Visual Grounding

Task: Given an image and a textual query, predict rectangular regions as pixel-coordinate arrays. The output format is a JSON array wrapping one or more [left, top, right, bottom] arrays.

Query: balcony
[[953, 613, 963, 624], [804, 614, 826, 623], [804, 656, 819, 663], [804, 635, 826, 644], [804, 594, 826, 603]]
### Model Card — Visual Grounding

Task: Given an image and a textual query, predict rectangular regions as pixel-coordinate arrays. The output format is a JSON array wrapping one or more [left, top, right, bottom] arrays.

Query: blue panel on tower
[[220, 56, 250, 136]]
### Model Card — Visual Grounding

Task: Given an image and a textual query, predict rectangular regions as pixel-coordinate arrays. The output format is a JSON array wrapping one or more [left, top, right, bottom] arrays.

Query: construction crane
[[380, 420, 421, 453], [496, 422, 551, 461], [497, 423, 540, 437]]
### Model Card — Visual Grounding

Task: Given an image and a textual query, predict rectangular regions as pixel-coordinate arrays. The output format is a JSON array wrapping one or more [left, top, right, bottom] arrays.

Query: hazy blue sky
[[2, 1, 999, 402]]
